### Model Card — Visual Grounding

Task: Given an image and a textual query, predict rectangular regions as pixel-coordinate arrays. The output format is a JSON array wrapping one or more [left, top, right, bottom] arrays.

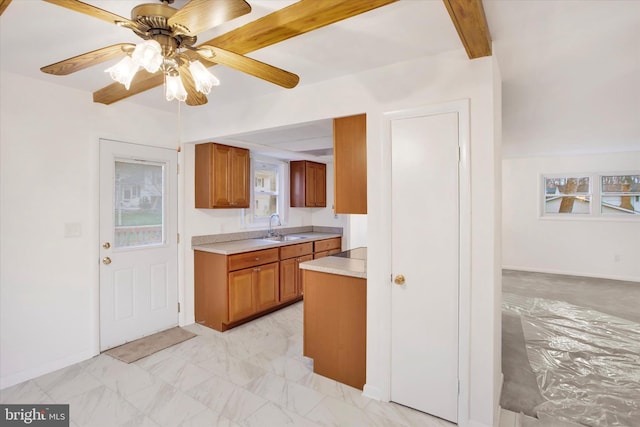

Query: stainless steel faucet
[[268, 213, 281, 236]]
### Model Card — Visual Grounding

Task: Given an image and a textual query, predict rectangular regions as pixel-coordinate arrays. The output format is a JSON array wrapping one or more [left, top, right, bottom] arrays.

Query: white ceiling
[[1, 0, 639, 158]]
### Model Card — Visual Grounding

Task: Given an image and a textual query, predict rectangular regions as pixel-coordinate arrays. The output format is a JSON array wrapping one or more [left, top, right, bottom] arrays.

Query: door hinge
[[178, 302, 181, 313], [177, 233, 180, 244], [457, 146, 461, 162]]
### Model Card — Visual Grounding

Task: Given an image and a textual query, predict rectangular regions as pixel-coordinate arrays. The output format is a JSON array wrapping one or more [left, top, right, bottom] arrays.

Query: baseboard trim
[[362, 384, 384, 401], [0, 349, 97, 390], [502, 266, 640, 283]]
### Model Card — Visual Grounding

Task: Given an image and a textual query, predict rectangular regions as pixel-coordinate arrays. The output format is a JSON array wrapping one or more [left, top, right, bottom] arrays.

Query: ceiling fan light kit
[[40, 0, 300, 106]]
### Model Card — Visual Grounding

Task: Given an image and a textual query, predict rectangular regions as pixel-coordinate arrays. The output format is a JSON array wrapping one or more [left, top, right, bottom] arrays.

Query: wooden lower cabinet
[[228, 262, 279, 323], [195, 236, 342, 332], [280, 254, 313, 301], [313, 237, 342, 259], [303, 269, 366, 390], [195, 247, 280, 331]]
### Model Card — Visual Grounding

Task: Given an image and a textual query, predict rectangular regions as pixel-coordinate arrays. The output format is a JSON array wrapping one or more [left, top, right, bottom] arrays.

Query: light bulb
[[165, 74, 188, 102], [132, 40, 163, 73], [104, 56, 139, 90], [189, 60, 220, 94]]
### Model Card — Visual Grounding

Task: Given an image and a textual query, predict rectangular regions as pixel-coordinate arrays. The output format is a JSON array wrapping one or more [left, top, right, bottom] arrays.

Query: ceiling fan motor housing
[[130, 3, 197, 65]]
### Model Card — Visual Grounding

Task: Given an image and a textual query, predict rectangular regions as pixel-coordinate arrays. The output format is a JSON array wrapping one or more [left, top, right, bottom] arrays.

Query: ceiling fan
[[39, 0, 400, 106], [40, 0, 304, 106]]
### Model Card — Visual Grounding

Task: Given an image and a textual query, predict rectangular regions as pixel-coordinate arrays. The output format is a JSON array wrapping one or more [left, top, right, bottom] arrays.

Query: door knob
[[394, 274, 405, 285], [102, 257, 112, 265], [102, 242, 111, 249]]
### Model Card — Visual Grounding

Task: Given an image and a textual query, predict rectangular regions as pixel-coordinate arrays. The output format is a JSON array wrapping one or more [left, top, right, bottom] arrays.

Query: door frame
[[382, 99, 471, 425], [97, 138, 181, 351]]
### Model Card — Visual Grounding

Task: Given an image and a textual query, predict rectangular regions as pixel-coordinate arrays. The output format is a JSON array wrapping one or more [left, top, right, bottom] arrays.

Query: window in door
[[114, 160, 165, 248]]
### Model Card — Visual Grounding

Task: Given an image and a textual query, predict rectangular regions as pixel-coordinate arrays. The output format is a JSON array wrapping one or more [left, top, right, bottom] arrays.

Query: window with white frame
[[600, 174, 640, 216], [542, 173, 640, 218], [249, 157, 287, 225], [543, 176, 591, 215]]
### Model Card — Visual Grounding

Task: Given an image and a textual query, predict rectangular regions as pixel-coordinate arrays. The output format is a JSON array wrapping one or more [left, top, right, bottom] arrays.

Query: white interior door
[[390, 112, 459, 422], [99, 140, 178, 351]]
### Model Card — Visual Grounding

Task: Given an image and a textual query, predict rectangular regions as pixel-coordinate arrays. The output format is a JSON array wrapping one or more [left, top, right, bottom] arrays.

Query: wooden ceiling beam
[[0, 0, 13, 16], [443, 0, 492, 59], [94, 0, 399, 105]]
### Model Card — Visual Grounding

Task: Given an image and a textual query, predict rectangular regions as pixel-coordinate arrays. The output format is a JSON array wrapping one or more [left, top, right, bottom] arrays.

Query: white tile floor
[[1, 302, 462, 427]]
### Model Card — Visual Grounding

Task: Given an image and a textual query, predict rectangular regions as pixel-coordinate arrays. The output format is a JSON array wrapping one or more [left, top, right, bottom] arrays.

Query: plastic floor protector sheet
[[503, 293, 640, 427]]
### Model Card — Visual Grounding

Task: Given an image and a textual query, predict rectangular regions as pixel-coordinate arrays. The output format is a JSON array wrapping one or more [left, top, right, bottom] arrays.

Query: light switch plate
[[64, 222, 82, 238]]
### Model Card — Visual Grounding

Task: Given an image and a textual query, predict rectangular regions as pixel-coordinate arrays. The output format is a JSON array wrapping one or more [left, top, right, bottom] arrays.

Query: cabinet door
[[312, 163, 326, 207], [230, 147, 250, 208], [297, 254, 313, 295], [279, 258, 297, 303], [304, 162, 317, 207], [334, 114, 367, 214], [229, 268, 254, 322], [255, 262, 279, 312], [212, 144, 232, 207]]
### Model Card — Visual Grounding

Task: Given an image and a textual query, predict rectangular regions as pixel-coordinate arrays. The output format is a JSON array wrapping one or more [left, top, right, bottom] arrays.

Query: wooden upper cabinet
[[195, 142, 250, 208], [290, 160, 327, 207], [334, 114, 367, 214]]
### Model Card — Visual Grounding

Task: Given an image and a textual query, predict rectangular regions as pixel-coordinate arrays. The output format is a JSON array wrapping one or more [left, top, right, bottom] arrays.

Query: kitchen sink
[[261, 235, 306, 242]]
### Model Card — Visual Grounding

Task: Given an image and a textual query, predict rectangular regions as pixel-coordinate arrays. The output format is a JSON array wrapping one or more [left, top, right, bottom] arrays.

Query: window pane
[[543, 176, 591, 215], [545, 195, 591, 214], [254, 194, 278, 218], [544, 177, 590, 195], [255, 166, 278, 193], [114, 161, 164, 248], [601, 175, 640, 215]]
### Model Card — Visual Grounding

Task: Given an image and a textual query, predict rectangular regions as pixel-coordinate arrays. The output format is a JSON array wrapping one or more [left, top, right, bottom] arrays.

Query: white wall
[[503, 151, 640, 281], [181, 49, 501, 427], [0, 73, 178, 388], [1, 50, 502, 426]]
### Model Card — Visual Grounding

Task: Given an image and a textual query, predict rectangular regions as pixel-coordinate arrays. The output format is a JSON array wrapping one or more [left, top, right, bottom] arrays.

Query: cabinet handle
[[256, 267, 261, 272], [255, 257, 259, 261]]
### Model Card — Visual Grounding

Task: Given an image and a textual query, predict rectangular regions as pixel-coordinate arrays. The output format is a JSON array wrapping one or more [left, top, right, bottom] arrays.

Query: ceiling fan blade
[[41, 44, 135, 76], [93, 71, 164, 105], [197, 45, 299, 89], [206, 0, 399, 54], [178, 63, 209, 106], [169, 0, 251, 36], [0, 0, 12, 16], [42, 0, 136, 27], [93, 0, 398, 105]]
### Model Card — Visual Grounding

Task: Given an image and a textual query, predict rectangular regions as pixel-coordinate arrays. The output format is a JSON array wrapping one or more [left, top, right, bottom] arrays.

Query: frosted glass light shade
[[132, 40, 163, 73], [165, 74, 187, 102], [189, 60, 220, 94], [105, 56, 139, 90]]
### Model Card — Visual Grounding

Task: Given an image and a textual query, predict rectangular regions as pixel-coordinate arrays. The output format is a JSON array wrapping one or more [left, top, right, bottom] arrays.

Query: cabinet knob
[[255, 257, 259, 261], [394, 274, 405, 285]]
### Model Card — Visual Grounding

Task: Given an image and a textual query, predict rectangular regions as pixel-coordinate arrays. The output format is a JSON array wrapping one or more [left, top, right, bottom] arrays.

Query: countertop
[[192, 232, 342, 255], [299, 247, 367, 279]]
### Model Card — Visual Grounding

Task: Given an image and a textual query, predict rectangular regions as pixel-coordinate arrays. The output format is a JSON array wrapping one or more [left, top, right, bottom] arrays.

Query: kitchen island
[[300, 247, 367, 389]]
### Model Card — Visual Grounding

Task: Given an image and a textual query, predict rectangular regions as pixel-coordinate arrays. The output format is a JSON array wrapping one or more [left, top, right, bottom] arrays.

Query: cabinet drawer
[[280, 242, 313, 260], [314, 237, 341, 253], [228, 248, 279, 271]]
